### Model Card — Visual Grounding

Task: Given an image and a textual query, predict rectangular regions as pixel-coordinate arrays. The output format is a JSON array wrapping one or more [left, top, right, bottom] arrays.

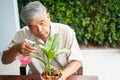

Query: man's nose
[[37, 25, 43, 32]]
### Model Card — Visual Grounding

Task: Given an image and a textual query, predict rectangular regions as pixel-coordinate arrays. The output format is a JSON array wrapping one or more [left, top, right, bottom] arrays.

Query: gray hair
[[20, 1, 47, 24]]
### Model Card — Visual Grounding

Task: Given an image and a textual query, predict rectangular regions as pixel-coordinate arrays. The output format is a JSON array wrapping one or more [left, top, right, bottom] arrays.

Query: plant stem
[[47, 59, 52, 75]]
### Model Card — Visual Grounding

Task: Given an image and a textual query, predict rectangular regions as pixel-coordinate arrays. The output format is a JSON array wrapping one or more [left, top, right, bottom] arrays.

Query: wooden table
[[67, 75, 98, 80], [0, 75, 98, 80]]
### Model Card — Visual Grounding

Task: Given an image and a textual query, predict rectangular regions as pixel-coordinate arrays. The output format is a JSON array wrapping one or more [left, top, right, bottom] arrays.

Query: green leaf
[[47, 50, 55, 59], [55, 49, 69, 56], [22, 53, 30, 57], [45, 33, 60, 50], [39, 45, 55, 59], [31, 54, 46, 65]]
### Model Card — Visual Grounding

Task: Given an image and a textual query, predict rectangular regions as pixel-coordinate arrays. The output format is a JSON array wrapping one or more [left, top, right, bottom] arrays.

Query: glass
[[16, 54, 32, 64]]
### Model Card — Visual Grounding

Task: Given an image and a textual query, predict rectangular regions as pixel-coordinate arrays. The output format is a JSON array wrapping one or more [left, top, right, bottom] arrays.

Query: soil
[[41, 69, 62, 80]]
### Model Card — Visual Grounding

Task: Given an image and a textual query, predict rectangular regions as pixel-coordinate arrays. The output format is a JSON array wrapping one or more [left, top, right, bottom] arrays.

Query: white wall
[[0, 0, 20, 52]]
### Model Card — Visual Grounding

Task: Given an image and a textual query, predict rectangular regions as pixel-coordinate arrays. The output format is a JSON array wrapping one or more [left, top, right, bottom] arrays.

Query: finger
[[24, 44, 37, 53], [20, 41, 37, 53], [25, 44, 36, 50], [21, 47, 36, 54]]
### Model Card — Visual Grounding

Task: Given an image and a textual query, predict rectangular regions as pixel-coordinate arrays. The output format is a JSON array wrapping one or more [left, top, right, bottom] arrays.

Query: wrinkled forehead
[[27, 14, 48, 25]]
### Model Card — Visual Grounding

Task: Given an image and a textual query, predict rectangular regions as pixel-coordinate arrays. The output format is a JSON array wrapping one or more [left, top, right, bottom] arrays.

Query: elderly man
[[1, 1, 82, 80]]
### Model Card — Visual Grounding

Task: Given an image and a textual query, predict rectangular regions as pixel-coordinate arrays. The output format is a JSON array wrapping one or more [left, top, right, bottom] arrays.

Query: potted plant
[[18, 33, 69, 80]]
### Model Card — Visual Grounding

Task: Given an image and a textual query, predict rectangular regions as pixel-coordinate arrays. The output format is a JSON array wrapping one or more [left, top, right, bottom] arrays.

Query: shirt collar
[[50, 22, 57, 34]]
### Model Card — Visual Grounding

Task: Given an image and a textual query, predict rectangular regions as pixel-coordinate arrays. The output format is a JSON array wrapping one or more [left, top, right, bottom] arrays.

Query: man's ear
[[47, 13, 50, 19]]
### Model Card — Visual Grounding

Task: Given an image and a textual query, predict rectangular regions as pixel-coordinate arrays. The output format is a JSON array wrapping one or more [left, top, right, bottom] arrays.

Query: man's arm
[[61, 60, 82, 80], [2, 45, 19, 64], [2, 42, 36, 64]]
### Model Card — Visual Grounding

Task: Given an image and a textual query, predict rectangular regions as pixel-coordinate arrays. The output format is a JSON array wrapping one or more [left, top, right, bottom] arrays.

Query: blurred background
[[18, 0, 120, 48], [0, 0, 120, 80]]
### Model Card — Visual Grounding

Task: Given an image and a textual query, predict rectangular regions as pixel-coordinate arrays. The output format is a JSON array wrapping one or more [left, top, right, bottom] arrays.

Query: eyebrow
[[40, 20, 45, 23]]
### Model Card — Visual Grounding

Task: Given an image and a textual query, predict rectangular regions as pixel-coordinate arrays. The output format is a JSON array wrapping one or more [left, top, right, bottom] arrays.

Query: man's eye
[[40, 22, 46, 25], [41, 23, 44, 25], [29, 26, 36, 30]]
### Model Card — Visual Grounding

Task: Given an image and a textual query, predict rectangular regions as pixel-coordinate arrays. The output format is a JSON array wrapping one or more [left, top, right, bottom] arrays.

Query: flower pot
[[41, 75, 61, 80]]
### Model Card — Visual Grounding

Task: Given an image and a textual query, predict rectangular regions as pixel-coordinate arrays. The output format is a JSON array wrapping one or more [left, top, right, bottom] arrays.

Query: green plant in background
[[18, 0, 120, 47]]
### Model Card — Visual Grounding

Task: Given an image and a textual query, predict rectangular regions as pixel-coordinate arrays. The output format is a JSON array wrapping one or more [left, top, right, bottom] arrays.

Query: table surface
[[0, 75, 98, 80]]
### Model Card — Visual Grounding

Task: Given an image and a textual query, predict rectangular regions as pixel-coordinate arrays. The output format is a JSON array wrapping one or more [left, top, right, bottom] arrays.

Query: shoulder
[[51, 22, 76, 42], [16, 26, 31, 35], [18, 26, 30, 32], [14, 26, 32, 39], [51, 22, 74, 34]]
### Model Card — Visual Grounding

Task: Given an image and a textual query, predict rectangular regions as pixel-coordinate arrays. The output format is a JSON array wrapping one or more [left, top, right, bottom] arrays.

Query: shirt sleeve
[[66, 30, 83, 63], [4, 29, 26, 51]]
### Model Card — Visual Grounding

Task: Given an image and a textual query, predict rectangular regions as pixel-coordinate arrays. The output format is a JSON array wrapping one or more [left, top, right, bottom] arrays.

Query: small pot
[[41, 69, 62, 80]]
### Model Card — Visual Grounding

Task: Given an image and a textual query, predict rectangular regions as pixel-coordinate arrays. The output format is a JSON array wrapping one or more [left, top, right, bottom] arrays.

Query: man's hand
[[61, 60, 82, 79], [15, 41, 37, 54]]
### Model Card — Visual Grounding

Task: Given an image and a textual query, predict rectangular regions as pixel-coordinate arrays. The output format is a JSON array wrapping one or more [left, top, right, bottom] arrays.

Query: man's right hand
[[15, 41, 37, 54]]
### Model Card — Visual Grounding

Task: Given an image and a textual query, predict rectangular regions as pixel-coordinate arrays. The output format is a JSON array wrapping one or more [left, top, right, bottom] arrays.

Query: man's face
[[27, 13, 51, 42]]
